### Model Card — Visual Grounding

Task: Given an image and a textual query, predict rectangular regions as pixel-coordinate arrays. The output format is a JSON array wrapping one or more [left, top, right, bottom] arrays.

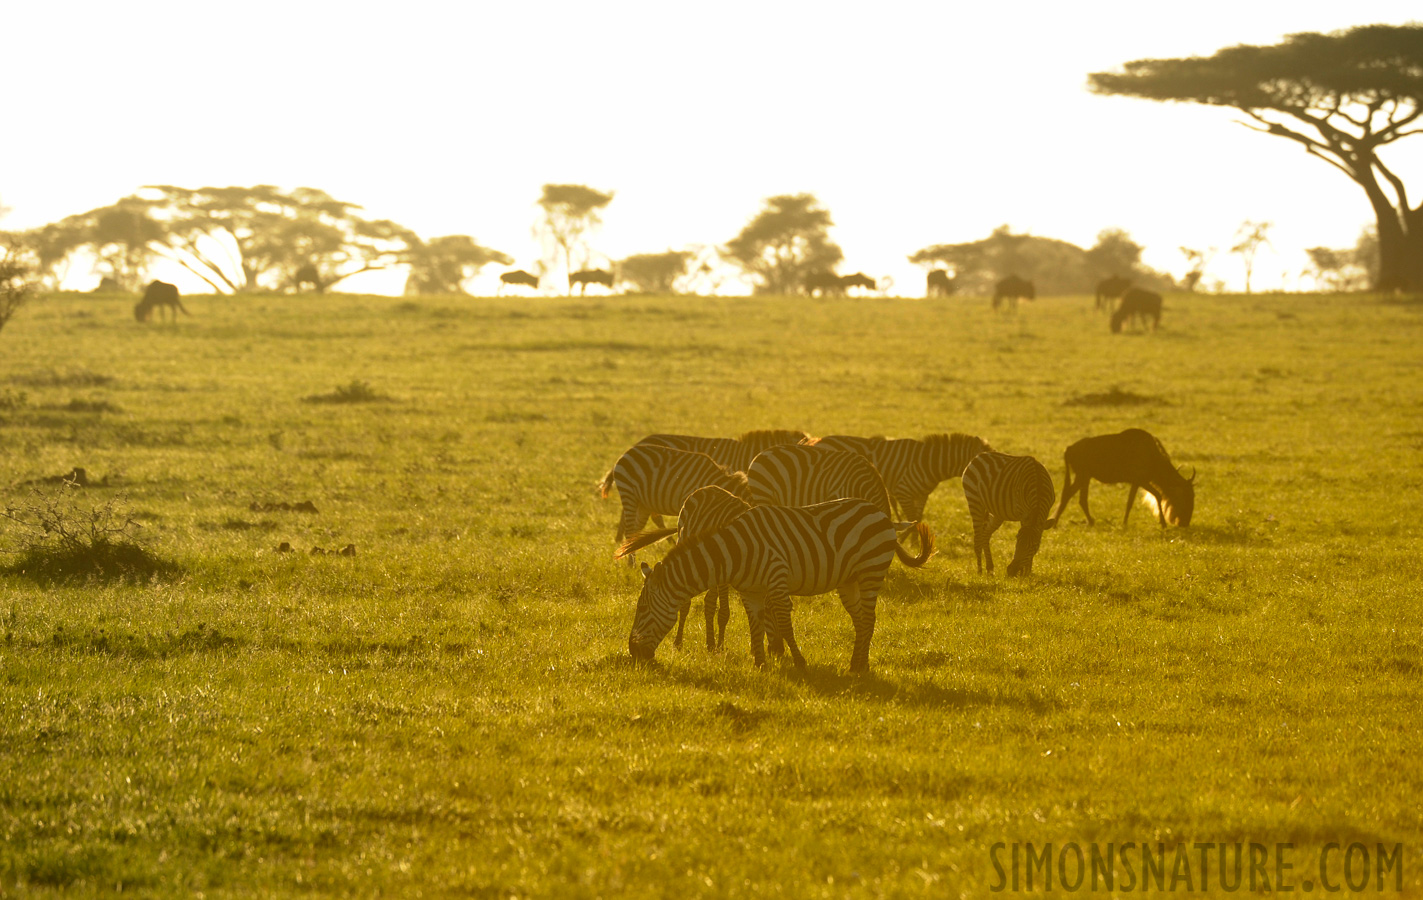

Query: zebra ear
[[640, 562, 652, 581]]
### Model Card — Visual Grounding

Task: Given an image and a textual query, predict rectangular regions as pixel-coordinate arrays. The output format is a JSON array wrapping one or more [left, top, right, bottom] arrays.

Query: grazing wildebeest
[[839, 272, 877, 294], [133, 280, 189, 322], [1047, 428, 1195, 529], [295, 264, 324, 293], [926, 270, 955, 298], [569, 269, 614, 294], [1110, 287, 1162, 333], [499, 269, 540, 293], [804, 271, 844, 297], [992, 275, 1035, 311], [1095, 275, 1131, 311]]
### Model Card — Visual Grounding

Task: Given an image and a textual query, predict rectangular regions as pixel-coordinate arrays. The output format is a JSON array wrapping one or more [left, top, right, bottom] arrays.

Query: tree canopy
[[618, 250, 693, 294], [723, 194, 843, 295], [536, 184, 614, 292], [910, 226, 1173, 296], [403, 235, 513, 295], [1089, 24, 1423, 291]]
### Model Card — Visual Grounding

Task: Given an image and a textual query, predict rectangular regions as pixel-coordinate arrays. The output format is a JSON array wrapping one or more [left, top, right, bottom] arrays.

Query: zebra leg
[[715, 586, 731, 650], [767, 596, 806, 670], [742, 593, 767, 667], [838, 582, 879, 673], [976, 516, 1003, 575], [1123, 485, 1140, 528], [702, 587, 717, 652], [673, 593, 691, 649]]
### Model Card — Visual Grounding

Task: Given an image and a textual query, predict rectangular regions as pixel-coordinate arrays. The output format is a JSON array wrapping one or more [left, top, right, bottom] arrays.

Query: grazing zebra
[[815, 433, 991, 522], [616, 486, 751, 651], [961, 451, 1056, 577], [619, 429, 812, 475], [601, 445, 752, 555], [628, 499, 931, 672]]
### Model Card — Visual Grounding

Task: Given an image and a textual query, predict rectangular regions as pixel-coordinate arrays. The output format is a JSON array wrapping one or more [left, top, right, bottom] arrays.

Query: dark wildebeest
[[839, 272, 877, 294], [926, 270, 955, 298], [804, 271, 844, 297], [499, 270, 540, 293], [569, 269, 614, 294], [1047, 428, 1195, 529], [1110, 287, 1162, 333], [992, 275, 1035, 311], [295, 264, 324, 293], [1095, 275, 1131, 311], [133, 280, 189, 322]]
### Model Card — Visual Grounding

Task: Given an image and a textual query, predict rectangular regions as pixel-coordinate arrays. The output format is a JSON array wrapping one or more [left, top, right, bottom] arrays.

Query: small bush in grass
[[0, 483, 180, 582], [302, 379, 391, 404]]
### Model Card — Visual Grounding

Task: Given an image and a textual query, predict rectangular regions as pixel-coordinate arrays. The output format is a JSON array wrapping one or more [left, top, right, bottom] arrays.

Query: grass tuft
[[302, 378, 391, 404]]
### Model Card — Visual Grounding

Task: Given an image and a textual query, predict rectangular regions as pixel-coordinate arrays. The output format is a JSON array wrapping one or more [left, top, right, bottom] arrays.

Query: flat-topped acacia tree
[[1089, 24, 1423, 292]]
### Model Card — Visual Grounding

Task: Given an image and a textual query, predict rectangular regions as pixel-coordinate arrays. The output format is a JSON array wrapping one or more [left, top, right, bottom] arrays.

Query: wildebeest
[[569, 269, 614, 294], [1110, 287, 1162, 333], [804, 271, 844, 297], [992, 275, 1035, 310], [133, 280, 189, 322], [1095, 275, 1131, 311], [295, 264, 324, 293], [839, 272, 877, 293], [926, 270, 955, 298], [499, 269, 540, 292], [1047, 428, 1195, 529]]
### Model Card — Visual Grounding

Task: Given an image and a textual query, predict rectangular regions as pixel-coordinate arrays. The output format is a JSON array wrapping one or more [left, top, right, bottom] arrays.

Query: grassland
[[1, 288, 1420, 897]]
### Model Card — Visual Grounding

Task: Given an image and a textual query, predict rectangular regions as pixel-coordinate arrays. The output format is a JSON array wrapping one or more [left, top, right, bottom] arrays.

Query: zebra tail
[[598, 467, 616, 498], [614, 527, 678, 560], [894, 522, 935, 568]]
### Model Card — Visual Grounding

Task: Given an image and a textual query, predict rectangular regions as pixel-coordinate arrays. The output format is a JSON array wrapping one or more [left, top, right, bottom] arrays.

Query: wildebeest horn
[[1181, 465, 1197, 483]]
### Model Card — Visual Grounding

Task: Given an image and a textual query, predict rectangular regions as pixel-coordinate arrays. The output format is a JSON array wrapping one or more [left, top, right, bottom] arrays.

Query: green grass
[[1, 290, 1420, 896]]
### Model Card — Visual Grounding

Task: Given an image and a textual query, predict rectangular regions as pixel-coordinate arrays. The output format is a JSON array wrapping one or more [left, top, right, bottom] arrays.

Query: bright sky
[[3, 1, 1419, 295]]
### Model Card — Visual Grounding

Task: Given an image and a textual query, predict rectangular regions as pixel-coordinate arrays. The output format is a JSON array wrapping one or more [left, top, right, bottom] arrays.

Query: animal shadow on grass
[[658, 658, 1059, 712], [1174, 523, 1258, 546]]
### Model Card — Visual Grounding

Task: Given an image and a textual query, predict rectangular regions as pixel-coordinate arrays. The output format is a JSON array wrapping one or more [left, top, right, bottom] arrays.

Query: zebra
[[600, 445, 752, 556], [814, 432, 991, 523], [606, 429, 812, 478], [616, 485, 751, 651], [961, 451, 1056, 577], [628, 499, 933, 672], [746, 443, 932, 664]]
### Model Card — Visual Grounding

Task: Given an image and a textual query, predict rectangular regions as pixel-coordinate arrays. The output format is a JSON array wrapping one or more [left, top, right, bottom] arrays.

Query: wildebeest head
[[1161, 467, 1196, 526]]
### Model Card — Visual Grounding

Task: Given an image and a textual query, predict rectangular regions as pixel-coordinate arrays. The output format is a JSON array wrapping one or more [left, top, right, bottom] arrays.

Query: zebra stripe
[[961, 451, 1056, 577], [628, 499, 917, 672], [748, 443, 936, 567], [671, 486, 751, 651], [604, 445, 750, 548], [629, 429, 812, 474], [816, 433, 991, 521]]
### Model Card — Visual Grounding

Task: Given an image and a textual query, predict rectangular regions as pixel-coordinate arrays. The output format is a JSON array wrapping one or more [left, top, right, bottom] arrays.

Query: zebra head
[[628, 561, 678, 660]]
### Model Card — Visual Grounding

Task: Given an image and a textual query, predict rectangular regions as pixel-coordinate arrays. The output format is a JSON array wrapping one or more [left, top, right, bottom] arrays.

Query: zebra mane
[[923, 432, 990, 452], [735, 429, 813, 450]]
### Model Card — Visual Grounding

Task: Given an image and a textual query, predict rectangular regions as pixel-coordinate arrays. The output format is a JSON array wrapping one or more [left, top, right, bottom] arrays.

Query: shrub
[[0, 484, 180, 582]]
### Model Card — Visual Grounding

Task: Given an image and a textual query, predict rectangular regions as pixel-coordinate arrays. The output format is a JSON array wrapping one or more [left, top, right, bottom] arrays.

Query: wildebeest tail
[[894, 522, 935, 567]]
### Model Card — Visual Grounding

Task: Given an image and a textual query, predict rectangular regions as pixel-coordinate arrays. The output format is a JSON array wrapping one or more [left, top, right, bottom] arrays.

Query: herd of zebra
[[600, 427, 1196, 672]]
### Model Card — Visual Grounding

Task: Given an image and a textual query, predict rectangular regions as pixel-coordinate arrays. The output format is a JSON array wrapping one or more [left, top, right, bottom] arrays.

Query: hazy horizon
[[4, 1, 1419, 295]]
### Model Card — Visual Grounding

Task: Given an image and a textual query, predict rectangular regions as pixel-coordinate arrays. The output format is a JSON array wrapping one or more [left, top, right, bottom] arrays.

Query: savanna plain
[[0, 288, 1420, 898]]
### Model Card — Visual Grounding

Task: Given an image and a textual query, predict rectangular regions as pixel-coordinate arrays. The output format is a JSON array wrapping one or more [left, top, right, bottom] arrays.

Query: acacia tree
[[1089, 24, 1423, 292], [0, 240, 35, 334], [618, 250, 693, 294], [403, 235, 513, 295], [1230, 220, 1273, 293], [143, 185, 415, 293], [724, 194, 843, 295], [1084, 228, 1145, 281], [535, 184, 614, 293]]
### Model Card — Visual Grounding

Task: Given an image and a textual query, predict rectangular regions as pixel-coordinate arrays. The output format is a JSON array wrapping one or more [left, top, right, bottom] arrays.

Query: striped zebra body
[[961, 451, 1056, 576], [605, 445, 750, 550], [747, 443, 895, 518], [633, 429, 812, 474], [817, 433, 991, 521], [672, 486, 751, 651], [628, 499, 907, 672]]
